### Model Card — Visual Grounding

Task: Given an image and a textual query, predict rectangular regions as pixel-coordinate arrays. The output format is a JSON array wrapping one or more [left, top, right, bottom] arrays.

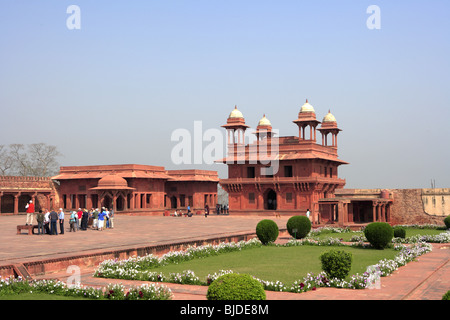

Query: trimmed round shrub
[[286, 215, 311, 239], [206, 273, 266, 300], [320, 249, 353, 280], [256, 219, 279, 244], [442, 290, 450, 300], [393, 226, 406, 239], [364, 222, 394, 249], [444, 216, 450, 229]]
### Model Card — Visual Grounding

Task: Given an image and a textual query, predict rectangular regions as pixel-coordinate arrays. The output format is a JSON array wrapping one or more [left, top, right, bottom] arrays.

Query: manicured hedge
[[256, 219, 279, 244], [286, 215, 311, 239], [320, 249, 353, 280], [444, 216, 450, 229], [206, 273, 266, 300], [364, 222, 394, 249]]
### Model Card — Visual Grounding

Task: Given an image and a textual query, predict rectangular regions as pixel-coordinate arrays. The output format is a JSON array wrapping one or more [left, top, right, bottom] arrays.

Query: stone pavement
[[0, 214, 449, 300]]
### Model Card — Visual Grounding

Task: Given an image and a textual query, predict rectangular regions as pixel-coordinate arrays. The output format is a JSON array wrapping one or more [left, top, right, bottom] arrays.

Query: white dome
[[258, 114, 271, 126], [323, 111, 337, 123], [229, 106, 244, 119], [300, 99, 315, 113]]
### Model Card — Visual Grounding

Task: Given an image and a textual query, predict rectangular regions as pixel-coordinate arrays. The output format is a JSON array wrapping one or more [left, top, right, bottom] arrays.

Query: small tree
[[444, 216, 450, 229], [256, 219, 279, 245], [320, 249, 353, 280], [207, 273, 266, 300], [286, 215, 311, 239], [364, 222, 394, 249]]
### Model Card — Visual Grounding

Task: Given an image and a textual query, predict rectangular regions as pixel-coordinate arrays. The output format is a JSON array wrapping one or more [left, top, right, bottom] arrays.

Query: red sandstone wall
[[390, 189, 445, 225]]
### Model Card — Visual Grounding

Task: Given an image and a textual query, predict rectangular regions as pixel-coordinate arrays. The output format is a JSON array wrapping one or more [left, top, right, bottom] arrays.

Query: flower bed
[[0, 276, 172, 300], [94, 229, 437, 294]]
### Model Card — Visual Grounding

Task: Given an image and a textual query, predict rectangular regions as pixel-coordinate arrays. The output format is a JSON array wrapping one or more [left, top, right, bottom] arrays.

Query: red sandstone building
[[0, 101, 402, 226], [51, 164, 219, 214], [0, 176, 56, 214], [0, 165, 218, 215], [217, 101, 393, 225]]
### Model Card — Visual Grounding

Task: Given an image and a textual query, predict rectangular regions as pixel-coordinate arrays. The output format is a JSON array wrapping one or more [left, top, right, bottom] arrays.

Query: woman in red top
[[77, 208, 83, 230], [26, 200, 35, 225]]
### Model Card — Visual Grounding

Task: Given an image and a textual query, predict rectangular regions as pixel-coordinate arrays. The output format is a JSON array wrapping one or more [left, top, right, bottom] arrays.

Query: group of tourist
[[25, 201, 115, 235], [215, 204, 229, 215]]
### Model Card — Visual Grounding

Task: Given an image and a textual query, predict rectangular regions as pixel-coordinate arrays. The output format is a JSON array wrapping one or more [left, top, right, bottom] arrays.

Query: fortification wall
[[337, 188, 448, 226]]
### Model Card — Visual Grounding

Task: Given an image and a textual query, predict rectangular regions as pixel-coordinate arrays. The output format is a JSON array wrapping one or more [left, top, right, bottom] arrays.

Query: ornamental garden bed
[[1, 224, 448, 300], [93, 225, 449, 293]]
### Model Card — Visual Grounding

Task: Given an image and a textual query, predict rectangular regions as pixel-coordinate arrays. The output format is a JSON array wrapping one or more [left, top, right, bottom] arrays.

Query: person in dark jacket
[[36, 210, 45, 235], [80, 209, 89, 230], [49, 210, 58, 235]]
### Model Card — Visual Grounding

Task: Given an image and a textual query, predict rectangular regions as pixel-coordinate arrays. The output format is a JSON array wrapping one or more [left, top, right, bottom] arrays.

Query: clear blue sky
[[0, 1, 449, 189]]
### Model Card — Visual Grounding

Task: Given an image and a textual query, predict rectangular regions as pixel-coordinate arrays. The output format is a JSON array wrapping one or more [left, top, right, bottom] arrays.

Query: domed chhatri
[[322, 110, 337, 123], [222, 105, 249, 145], [258, 114, 272, 127], [300, 99, 315, 113], [229, 105, 244, 119], [217, 98, 353, 226], [254, 114, 273, 140]]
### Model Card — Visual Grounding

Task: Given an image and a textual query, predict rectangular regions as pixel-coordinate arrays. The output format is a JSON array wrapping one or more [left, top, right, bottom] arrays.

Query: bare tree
[[0, 145, 14, 175], [0, 143, 62, 177], [9, 144, 30, 176], [28, 143, 61, 177]]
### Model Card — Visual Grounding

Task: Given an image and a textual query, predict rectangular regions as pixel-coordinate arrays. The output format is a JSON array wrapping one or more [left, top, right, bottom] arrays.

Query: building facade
[[51, 164, 218, 214], [0, 176, 56, 214], [217, 101, 349, 223]]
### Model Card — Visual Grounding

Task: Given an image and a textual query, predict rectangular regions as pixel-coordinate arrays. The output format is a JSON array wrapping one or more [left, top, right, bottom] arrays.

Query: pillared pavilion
[[217, 101, 393, 225]]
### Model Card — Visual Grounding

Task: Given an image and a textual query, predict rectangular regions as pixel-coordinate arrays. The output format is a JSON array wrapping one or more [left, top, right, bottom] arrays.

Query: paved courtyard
[[0, 214, 449, 301]]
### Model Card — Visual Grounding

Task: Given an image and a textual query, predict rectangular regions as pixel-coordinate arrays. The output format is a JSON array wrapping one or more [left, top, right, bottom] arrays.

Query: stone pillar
[[276, 192, 282, 211], [257, 191, 263, 210], [372, 202, 376, 222], [112, 192, 117, 212], [337, 202, 344, 226], [124, 194, 128, 210], [14, 193, 20, 215], [86, 194, 93, 210]]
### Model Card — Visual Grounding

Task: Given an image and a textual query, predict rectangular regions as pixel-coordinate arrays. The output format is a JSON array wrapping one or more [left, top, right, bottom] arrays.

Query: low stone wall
[[0, 230, 288, 279]]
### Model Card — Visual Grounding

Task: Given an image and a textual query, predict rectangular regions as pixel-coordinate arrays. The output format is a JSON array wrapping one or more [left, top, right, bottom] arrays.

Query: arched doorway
[[265, 189, 277, 210], [170, 196, 177, 209], [116, 195, 125, 211], [103, 195, 112, 209], [1, 194, 14, 213]]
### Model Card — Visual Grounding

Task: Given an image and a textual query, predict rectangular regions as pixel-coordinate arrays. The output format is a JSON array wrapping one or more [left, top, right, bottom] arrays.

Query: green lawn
[[0, 293, 90, 300], [147, 227, 444, 286], [149, 245, 398, 286], [311, 227, 444, 241]]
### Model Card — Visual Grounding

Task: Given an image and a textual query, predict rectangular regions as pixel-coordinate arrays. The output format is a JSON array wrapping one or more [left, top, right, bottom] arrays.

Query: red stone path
[[0, 214, 449, 300]]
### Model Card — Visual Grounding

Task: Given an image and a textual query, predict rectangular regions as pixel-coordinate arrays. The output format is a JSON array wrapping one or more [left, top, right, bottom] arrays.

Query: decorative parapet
[[0, 176, 54, 190]]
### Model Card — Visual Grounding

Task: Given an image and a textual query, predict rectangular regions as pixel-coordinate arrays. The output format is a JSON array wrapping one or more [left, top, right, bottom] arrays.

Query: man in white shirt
[[44, 210, 50, 234], [58, 208, 65, 234]]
